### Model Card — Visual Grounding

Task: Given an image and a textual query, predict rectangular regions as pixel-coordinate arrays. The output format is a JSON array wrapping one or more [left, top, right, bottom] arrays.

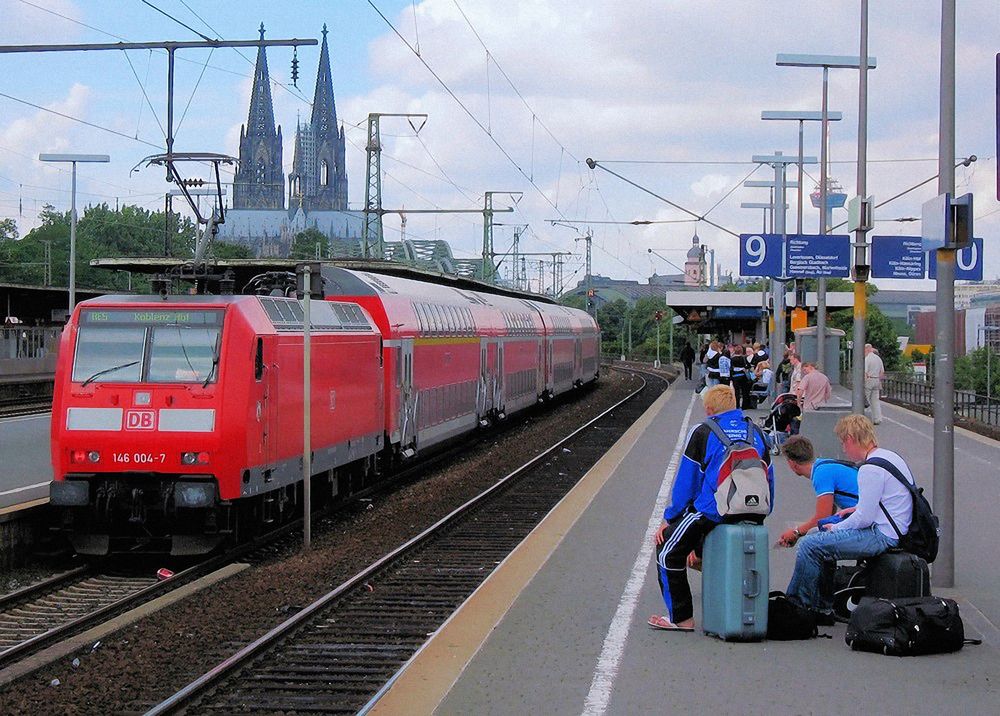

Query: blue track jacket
[[664, 409, 775, 523]]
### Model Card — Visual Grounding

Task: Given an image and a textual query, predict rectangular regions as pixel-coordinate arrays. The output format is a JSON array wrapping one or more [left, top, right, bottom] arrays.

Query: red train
[[49, 266, 600, 555]]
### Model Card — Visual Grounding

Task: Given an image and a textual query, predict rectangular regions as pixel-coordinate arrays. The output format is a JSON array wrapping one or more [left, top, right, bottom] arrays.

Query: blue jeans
[[787, 525, 898, 612]]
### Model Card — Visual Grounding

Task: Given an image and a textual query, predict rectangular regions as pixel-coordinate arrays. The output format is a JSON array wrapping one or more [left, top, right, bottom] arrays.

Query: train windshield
[[72, 309, 224, 385]]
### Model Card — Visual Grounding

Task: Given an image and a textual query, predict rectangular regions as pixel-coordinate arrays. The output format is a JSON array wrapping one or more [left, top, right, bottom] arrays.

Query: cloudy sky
[[0, 0, 997, 292]]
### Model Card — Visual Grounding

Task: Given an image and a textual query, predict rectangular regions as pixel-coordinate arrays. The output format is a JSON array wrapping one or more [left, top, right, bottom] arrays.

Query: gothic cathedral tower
[[288, 25, 348, 211], [233, 24, 284, 210]]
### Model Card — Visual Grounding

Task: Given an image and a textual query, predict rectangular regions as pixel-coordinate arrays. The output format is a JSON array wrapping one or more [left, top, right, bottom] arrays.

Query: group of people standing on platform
[[648, 381, 916, 632], [680, 338, 773, 409]]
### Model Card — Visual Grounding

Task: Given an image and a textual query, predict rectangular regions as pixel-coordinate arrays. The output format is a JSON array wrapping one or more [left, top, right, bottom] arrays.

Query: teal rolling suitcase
[[701, 523, 769, 641]]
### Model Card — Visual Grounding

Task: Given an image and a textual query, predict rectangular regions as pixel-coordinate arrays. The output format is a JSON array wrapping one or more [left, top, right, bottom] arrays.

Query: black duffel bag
[[846, 596, 981, 656]]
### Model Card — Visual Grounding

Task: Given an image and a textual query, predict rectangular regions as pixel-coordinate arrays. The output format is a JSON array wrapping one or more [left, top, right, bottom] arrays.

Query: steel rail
[[146, 370, 655, 715]]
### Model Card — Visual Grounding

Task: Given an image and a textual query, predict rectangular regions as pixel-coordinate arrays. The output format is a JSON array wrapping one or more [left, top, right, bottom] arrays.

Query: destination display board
[[81, 309, 224, 326], [870, 236, 925, 278], [739, 233, 850, 278]]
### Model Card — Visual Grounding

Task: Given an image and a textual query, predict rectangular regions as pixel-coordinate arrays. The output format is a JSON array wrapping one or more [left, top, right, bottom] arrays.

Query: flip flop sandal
[[647, 615, 695, 631]]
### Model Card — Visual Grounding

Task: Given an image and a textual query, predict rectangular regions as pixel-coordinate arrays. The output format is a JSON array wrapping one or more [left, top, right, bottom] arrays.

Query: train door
[[478, 337, 491, 419], [264, 343, 279, 471], [496, 340, 505, 417], [547, 338, 554, 396], [574, 339, 582, 384], [399, 338, 416, 451]]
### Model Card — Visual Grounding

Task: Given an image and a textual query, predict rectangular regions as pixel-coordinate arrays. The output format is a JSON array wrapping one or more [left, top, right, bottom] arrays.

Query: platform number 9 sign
[[745, 235, 766, 267], [740, 233, 779, 277]]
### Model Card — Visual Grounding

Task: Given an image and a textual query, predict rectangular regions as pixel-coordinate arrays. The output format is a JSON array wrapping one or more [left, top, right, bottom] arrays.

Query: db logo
[[125, 410, 156, 431]]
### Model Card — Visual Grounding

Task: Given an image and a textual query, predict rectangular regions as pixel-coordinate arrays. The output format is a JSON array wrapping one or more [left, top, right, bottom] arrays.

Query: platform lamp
[[38, 153, 110, 316]]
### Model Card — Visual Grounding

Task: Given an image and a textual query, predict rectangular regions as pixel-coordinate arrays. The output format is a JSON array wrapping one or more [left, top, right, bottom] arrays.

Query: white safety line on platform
[[581, 391, 697, 716], [0, 481, 50, 497], [882, 413, 994, 469]]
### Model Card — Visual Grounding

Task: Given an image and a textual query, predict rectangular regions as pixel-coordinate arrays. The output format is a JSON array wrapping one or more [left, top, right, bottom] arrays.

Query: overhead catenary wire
[[367, 0, 574, 223]]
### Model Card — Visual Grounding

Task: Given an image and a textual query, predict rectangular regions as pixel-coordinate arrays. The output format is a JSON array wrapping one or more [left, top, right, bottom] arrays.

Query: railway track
[[147, 368, 665, 715], [0, 400, 51, 419], [0, 381, 609, 679]]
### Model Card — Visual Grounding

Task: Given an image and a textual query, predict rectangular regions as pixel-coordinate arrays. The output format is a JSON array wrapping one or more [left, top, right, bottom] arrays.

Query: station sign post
[[739, 233, 851, 278]]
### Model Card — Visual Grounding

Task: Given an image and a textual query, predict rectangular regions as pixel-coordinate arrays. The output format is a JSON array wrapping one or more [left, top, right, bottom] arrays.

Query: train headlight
[[181, 452, 210, 465], [87, 451, 101, 463], [71, 450, 100, 464]]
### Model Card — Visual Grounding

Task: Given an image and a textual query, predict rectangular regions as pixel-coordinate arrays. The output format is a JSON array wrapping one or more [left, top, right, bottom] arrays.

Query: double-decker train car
[[49, 266, 600, 555]]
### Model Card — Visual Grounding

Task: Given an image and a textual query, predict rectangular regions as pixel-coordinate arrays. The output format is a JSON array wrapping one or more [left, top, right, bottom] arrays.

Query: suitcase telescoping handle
[[744, 569, 761, 598]]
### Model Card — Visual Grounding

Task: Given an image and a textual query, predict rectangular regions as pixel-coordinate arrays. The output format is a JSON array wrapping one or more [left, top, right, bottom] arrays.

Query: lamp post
[[751, 152, 817, 396], [761, 111, 842, 370], [777, 53, 876, 384], [38, 153, 110, 315]]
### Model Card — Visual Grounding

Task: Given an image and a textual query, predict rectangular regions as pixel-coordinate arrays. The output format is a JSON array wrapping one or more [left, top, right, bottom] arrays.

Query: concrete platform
[[371, 378, 1000, 716], [0, 412, 52, 512]]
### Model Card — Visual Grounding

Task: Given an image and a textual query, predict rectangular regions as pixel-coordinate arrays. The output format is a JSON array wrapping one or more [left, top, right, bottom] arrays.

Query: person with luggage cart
[[775, 436, 859, 548], [785, 415, 915, 620], [648, 384, 774, 632]]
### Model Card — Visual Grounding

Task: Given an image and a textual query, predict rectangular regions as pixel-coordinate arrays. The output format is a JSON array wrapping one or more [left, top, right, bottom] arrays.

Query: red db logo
[[125, 409, 156, 431]]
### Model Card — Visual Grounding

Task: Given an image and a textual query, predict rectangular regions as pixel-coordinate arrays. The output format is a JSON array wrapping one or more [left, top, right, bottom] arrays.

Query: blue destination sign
[[787, 234, 850, 278], [929, 237, 984, 280], [871, 236, 925, 278], [713, 306, 764, 320], [739, 233, 850, 278]]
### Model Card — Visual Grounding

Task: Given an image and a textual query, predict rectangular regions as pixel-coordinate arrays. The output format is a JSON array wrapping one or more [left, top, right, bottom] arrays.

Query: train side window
[[254, 338, 264, 380]]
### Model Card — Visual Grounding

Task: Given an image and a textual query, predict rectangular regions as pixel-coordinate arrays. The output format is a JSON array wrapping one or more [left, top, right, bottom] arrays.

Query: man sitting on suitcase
[[786, 414, 915, 620], [777, 435, 859, 548], [649, 384, 774, 631]]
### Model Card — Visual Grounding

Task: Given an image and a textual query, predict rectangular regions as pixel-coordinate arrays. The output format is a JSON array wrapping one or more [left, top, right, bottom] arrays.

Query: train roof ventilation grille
[[258, 297, 371, 332], [360, 273, 396, 294]]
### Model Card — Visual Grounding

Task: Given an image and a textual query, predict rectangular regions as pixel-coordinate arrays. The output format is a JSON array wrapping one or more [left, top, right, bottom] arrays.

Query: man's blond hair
[[702, 384, 737, 414], [834, 414, 878, 449]]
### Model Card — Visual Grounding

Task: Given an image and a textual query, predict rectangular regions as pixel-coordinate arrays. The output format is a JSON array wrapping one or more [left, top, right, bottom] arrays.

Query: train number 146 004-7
[[112, 453, 166, 464]]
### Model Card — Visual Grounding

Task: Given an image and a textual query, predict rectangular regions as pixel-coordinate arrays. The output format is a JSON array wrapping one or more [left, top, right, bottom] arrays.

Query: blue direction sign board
[[871, 236, 925, 278], [929, 237, 984, 280], [787, 234, 850, 277], [739, 233, 850, 278], [739, 233, 782, 277]]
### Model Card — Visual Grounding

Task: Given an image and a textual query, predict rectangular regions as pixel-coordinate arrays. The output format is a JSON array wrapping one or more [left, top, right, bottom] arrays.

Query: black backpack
[[865, 457, 940, 563], [766, 591, 823, 640], [846, 596, 981, 656]]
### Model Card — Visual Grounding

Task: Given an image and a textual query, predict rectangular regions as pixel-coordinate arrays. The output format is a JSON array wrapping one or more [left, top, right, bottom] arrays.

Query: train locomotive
[[49, 266, 600, 555]]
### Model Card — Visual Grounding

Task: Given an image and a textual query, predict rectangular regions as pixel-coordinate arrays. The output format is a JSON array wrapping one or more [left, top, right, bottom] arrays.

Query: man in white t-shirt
[[786, 414, 914, 617], [864, 343, 886, 424]]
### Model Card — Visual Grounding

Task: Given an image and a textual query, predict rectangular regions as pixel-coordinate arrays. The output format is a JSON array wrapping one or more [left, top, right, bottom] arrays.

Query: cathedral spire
[[247, 23, 277, 140], [233, 23, 284, 210], [310, 24, 338, 136], [306, 23, 348, 211]]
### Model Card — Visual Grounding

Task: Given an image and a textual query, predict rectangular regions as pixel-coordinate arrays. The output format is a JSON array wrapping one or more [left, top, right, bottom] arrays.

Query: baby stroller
[[760, 393, 800, 455]]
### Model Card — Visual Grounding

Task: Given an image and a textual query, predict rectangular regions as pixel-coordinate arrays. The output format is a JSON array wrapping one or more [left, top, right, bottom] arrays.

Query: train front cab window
[[72, 308, 224, 385]]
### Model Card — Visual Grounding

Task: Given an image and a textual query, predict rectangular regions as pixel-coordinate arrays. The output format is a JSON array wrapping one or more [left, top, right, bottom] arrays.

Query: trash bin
[[793, 326, 845, 385], [799, 405, 852, 460]]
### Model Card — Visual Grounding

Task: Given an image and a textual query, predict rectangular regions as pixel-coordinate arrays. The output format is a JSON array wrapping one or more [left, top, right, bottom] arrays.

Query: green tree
[[0, 217, 17, 241], [955, 347, 1000, 396], [828, 301, 901, 371], [211, 240, 253, 259], [291, 227, 328, 259]]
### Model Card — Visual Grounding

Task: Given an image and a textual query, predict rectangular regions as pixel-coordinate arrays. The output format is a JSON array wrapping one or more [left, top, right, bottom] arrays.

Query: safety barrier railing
[[881, 375, 1000, 429], [0, 327, 62, 360]]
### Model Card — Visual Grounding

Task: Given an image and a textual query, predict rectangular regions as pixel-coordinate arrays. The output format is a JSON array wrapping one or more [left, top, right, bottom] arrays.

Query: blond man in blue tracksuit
[[648, 384, 774, 631]]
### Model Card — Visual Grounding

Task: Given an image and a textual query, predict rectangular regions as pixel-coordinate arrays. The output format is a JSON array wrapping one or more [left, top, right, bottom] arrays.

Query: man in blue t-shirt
[[649, 384, 774, 631], [777, 435, 859, 547]]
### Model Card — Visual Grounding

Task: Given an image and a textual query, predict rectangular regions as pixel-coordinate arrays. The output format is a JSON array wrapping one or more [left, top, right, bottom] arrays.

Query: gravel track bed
[[0, 371, 650, 715]]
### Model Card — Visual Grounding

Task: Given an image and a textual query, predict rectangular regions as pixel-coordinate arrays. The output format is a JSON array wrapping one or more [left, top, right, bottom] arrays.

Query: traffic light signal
[[654, 311, 663, 321]]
